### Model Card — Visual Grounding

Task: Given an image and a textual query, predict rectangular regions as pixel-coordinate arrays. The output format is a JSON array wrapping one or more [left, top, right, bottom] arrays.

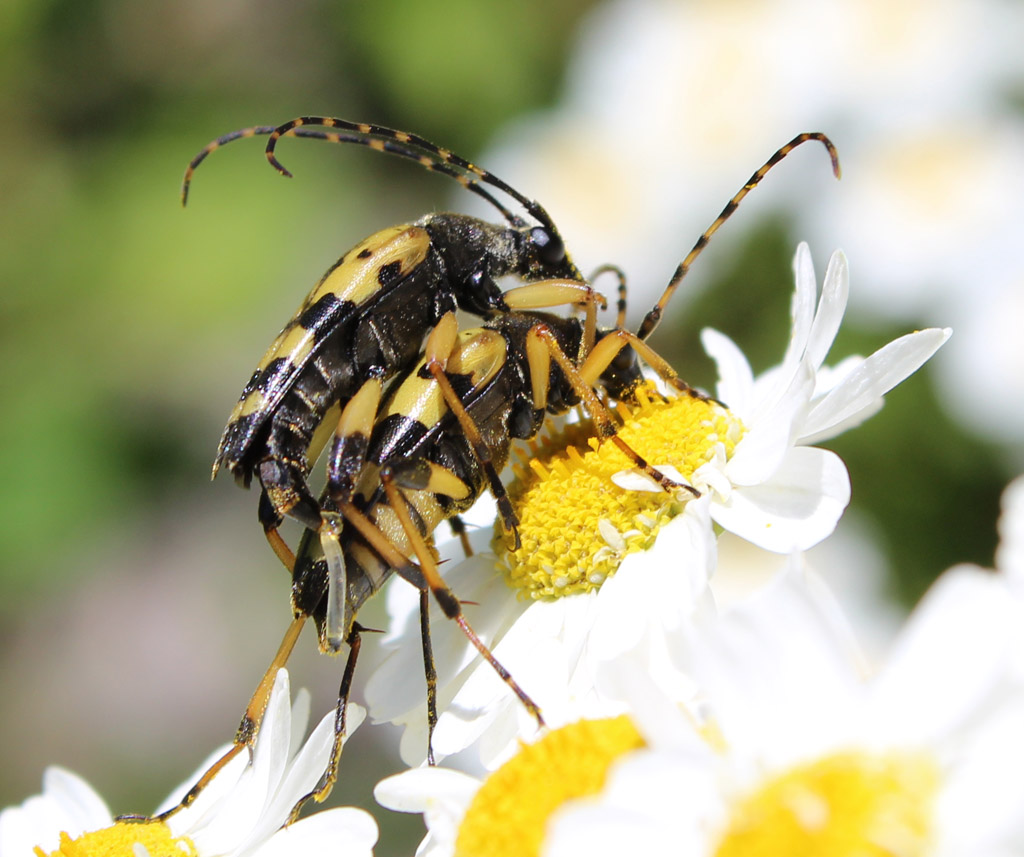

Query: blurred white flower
[[376, 545, 1024, 857], [997, 474, 1024, 582], [546, 562, 1024, 856], [0, 670, 377, 857], [477, 0, 1024, 440]]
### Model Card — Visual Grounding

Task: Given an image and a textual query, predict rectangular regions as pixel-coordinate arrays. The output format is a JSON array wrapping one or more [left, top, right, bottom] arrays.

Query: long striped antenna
[[182, 125, 351, 206], [637, 132, 841, 341], [263, 116, 560, 232]]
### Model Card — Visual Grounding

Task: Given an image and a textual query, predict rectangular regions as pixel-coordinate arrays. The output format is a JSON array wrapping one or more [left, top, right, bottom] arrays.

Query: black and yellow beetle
[[212, 132, 840, 810], [183, 117, 584, 568], [166, 128, 840, 818]]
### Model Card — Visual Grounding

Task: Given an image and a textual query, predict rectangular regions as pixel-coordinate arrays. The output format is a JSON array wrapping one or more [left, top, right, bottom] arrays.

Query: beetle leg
[[318, 376, 386, 650], [154, 615, 307, 821], [579, 328, 711, 401], [500, 279, 606, 358], [258, 458, 323, 531], [418, 588, 438, 766], [257, 488, 297, 573], [419, 315, 521, 548], [527, 323, 700, 497], [287, 624, 363, 816], [339, 496, 546, 756], [380, 473, 544, 723], [448, 515, 474, 559]]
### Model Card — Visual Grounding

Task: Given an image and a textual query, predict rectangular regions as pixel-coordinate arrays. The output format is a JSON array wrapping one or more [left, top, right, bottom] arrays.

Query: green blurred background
[[0, 1, 1018, 855]]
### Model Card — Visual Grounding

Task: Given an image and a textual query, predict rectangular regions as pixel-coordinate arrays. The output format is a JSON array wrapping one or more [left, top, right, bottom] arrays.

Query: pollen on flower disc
[[713, 750, 940, 857], [38, 821, 197, 857], [496, 387, 740, 599], [455, 716, 644, 857]]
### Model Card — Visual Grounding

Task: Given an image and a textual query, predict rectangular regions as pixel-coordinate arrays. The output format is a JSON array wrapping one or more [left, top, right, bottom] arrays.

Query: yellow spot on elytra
[[236, 388, 267, 418], [497, 386, 740, 598], [37, 820, 198, 857], [313, 225, 429, 306], [714, 751, 940, 857], [455, 716, 644, 857], [275, 324, 316, 364]]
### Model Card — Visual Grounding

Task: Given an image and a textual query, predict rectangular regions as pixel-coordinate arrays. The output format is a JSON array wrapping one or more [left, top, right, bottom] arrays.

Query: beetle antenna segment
[[182, 125, 513, 220], [181, 125, 355, 206], [589, 264, 629, 328], [637, 132, 842, 341], [264, 116, 557, 231]]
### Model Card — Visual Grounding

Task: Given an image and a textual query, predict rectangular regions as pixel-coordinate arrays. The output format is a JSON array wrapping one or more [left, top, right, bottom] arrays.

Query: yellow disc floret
[[36, 821, 198, 857], [714, 750, 940, 857], [455, 715, 645, 857], [497, 386, 740, 598]]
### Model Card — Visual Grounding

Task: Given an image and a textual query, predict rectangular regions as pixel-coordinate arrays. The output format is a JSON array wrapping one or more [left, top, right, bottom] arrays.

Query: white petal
[[609, 464, 692, 493], [781, 242, 817, 374], [430, 601, 570, 764], [996, 475, 1024, 582], [866, 566, 1020, 746], [682, 566, 863, 766], [798, 327, 951, 444], [933, 695, 1024, 849], [169, 671, 291, 852], [594, 661, 705, 755], [164, 745, 249, 840], [600, 749, 722, 836], [366, 557, 523, 726], [545, 804, 674, 856], [374, 767, 479, 814], [724, 358, 814, 486], [804, 249, 849, 370], [287, 688, 311, 759], [812, 353, 866, 396], [0, 768, 113, 857], [238, 704, 357, 855], [254, 670, 294, 801], [250, 808, 378, 857], [700, 327, 753, 414], [713, 447, 850, 552], [589, 498, 715, 660]]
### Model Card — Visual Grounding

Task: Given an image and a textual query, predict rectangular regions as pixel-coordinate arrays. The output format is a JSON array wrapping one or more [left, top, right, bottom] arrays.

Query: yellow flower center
[[714, 750, 941, 857], [35, 821, 198, 857], [455, 715, 645, 857], [496, 387, 740, 598]]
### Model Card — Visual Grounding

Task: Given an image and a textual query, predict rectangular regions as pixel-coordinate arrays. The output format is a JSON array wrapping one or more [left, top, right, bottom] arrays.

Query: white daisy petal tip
[[374, 766, 481, 814], [610, 465, 693, 494], [996, 474, 1024, 582], [253, 808, 378, 857]]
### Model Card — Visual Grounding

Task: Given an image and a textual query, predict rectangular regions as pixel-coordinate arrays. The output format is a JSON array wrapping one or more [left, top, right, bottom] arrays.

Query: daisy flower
[[376, 553, 1024, 857], [0, 670, 377, 857], [374, 713, 650, 857], [544, 558, 1024, 856], [365, 243, 949, 768]]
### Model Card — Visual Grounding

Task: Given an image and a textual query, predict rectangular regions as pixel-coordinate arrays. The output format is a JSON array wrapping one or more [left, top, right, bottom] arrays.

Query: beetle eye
[[530, 226, 565, 266]]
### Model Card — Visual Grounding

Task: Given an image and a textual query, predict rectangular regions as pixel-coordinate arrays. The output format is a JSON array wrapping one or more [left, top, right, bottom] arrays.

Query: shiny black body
[[216, 213, 580, 533]]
